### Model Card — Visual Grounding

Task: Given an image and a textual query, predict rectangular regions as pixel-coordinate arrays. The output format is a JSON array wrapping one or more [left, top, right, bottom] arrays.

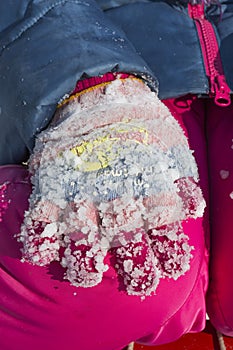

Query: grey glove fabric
[[0, 0, 156, 165]]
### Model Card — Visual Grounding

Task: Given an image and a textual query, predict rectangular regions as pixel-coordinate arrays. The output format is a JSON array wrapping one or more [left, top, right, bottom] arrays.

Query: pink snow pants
[[164, 95, 233, 337], [4, 94, 233, 349]]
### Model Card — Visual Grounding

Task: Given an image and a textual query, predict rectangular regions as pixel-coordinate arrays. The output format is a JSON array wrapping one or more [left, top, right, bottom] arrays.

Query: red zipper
[[188, 3, 231, 107]]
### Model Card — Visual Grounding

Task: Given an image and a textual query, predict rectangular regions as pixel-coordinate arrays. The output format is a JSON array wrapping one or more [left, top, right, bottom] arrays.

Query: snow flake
[[220, 170, 229, 180]]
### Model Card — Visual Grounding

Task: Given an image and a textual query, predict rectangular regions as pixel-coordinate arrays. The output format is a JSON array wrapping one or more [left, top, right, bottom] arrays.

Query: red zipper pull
[[211, 75, 231, 107]]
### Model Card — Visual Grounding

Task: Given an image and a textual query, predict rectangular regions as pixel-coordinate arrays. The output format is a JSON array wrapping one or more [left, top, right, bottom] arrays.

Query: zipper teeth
[[199, 21, 218, 77], [188, 4, 231, 106], [191, 5, 222, 79]]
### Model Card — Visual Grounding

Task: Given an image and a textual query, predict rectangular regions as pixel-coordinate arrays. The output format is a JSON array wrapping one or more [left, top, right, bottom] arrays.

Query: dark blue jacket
[[0, 0, 233, 164], [102, 0, 233, 98]]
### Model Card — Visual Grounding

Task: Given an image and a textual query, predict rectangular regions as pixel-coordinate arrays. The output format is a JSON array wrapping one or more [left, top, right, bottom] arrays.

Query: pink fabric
[[164, 96, 233, 337], [0, 97, 209, 350], [205, 98, 233, 336]]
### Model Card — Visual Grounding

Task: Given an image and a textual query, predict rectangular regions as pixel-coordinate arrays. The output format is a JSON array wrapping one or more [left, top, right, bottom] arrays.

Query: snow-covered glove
[[18, 74, 205, 297]]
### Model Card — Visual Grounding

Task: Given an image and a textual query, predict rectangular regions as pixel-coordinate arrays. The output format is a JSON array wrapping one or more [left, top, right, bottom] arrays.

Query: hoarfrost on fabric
[[18, 78, 205, 297]]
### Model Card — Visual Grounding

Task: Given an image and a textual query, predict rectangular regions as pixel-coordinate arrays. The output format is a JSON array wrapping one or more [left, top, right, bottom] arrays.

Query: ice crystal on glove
[[149, 223, 193, 279], [20, 219, 60, 265], [61, 242, 108, 288], [112, 230, 160, 296], [18, 77, 206, 297]]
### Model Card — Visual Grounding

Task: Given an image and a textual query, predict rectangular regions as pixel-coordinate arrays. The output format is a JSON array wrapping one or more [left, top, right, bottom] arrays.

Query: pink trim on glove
[[72, 73, 131, 94]]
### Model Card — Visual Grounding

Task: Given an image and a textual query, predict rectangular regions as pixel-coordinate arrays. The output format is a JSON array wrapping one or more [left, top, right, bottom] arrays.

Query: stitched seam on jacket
[[0, 0, 90, 53]]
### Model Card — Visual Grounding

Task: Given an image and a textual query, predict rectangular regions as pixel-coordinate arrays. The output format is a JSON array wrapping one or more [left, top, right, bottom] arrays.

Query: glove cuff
[[58, 72, 134, 108]]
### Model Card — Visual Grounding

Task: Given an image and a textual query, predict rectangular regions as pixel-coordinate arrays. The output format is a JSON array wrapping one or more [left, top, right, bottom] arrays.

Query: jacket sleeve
[[0, 0, 157, 165], [0, 1, 29, 32]]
